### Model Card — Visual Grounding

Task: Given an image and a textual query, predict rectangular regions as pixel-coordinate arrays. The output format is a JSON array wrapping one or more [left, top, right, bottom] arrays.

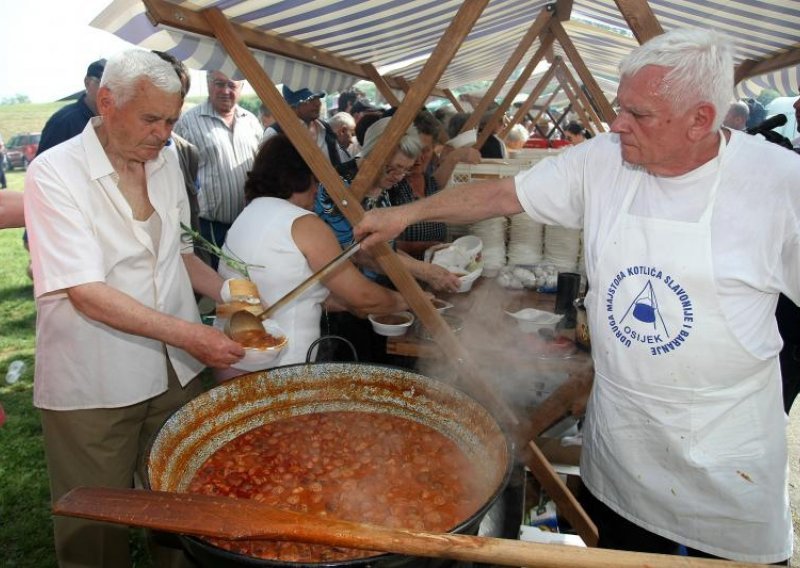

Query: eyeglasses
[[384, 164, 411, 178], [211, 79, 240, 91]]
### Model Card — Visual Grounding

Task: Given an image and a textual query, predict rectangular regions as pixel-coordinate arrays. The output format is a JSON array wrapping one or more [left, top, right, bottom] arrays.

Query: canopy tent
[[92, 0, 800, 101]]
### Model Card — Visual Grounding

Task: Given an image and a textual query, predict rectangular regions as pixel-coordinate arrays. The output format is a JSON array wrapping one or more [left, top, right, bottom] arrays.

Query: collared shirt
[[36, 94, 95, 157], [174, 100, 262, 224], [24, 118, 204, 410]]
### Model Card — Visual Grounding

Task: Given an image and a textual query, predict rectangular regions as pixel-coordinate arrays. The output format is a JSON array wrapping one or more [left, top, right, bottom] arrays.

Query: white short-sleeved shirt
[[25, 118, 205, 410], [514, 130, 800, 358]]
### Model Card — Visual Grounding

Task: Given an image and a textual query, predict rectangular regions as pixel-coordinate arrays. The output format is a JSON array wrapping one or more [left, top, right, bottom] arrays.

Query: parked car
[[6, 132, 40, 170]]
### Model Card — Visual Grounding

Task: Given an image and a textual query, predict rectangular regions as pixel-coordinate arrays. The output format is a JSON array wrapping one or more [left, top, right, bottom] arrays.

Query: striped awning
[[91, 0, 800, 99]]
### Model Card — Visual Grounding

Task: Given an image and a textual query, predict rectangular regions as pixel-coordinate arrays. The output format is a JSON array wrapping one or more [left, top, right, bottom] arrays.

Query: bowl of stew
[[368, 311, 415, 336], [231, 319, 288, 371]]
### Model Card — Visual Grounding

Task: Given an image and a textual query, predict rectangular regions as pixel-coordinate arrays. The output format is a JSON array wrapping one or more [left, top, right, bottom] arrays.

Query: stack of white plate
[[507, 213, 545, 265], [543, 225, 581, 272], [469, 217, 507, 276]]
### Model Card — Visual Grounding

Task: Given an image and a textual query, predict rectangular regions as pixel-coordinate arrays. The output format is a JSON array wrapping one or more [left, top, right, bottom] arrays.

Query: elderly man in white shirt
[[173, 70, 262, 265], [24, 50, 244, 567]]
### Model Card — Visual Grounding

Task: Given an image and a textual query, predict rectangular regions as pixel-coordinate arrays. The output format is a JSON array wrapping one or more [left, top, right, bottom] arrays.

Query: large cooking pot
[[146, 362, 513, 568]]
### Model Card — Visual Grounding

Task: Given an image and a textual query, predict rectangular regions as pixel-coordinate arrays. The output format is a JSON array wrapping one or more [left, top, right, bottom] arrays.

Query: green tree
[[0, 94, 31, 105]]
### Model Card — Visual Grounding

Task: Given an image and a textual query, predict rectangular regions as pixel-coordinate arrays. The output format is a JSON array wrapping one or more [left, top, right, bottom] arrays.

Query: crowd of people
[[3, 24, 800, 568]]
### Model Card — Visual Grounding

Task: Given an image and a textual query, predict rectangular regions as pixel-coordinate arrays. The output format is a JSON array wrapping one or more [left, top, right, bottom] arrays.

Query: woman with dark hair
[[219, 134, 407, 367], [563, 121, 593, 144]]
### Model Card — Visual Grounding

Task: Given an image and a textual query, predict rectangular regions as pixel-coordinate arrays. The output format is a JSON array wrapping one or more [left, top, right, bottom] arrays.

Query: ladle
[[54, 487, 762, 568], [226, 241, 360, 341]]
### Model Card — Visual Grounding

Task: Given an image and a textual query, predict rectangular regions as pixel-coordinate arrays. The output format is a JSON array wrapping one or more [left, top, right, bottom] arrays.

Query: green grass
[[0, 103, 68, 142], [0, 151, 156, 566], [0, 170, 48, 566]]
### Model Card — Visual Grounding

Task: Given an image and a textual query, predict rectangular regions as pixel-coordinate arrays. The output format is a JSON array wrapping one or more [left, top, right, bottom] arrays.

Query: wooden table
[[388, 276, 590, 370], [389, 276, 599, 545]]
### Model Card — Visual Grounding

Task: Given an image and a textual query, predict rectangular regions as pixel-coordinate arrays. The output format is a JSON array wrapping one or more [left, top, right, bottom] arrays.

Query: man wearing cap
[[174, 71, 262, 261], [262, 85, 348, 166], [37, 59, 106, 157]]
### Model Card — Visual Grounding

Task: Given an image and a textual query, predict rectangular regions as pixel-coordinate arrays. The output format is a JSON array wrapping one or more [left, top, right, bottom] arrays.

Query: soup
[[373, 314, 410, 326], [235, 329, 285, 350], [188, 411, 483, 563]]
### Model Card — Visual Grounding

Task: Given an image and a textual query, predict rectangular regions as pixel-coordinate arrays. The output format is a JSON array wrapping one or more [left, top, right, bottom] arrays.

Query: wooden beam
[[555, 61, 605, 132], [549, 19, 617, 124], [554, 0, 574, 22], [143, 0, 413, 95], [475, 32, 555, 144], [394, 77, 412, 94], [202, 5, 518, 430], [612, 0, 663, 44], [502, 62, 559, 140], [349, 0, 489, 202], [443, 89, 465, 113], [526, 440, 599, 547], [555, 70, 594, 134], [462, 5, 555, 132], [530, 86, 562, 127], [735, 46, 800, 84], [362, 64, 402, 107]]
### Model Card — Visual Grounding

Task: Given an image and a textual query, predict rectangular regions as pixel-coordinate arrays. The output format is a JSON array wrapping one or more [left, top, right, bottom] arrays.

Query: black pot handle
[[305, 335, 358, 363]]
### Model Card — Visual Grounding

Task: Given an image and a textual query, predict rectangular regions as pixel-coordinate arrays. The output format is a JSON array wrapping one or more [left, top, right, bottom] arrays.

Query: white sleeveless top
[[220, 197, 329, 366]]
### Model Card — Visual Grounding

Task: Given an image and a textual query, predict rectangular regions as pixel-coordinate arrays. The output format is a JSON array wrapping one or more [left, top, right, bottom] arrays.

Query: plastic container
[[454, 265, 483, 293], [5, 360, 25, 384], [368, 312, 415, 336], [505, 308, 563, 334]]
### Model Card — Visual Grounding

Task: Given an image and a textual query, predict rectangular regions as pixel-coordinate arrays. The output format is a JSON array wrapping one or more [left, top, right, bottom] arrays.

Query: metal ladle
[[226, 241, 361, 341]]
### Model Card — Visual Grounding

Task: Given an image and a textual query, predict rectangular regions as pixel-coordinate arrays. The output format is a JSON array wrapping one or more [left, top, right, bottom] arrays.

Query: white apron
[[581, 134, 791, 563]]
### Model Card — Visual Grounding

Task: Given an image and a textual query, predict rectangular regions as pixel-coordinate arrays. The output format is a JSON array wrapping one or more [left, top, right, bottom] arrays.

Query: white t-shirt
[[25, 118, 204, 410], [219, 197, 329, 366], [515, 130, 800, 358]]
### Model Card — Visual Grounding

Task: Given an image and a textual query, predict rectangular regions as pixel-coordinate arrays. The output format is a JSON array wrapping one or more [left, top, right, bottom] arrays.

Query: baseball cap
[[86, 59, 106, 80], [282, 85, 326, 107]]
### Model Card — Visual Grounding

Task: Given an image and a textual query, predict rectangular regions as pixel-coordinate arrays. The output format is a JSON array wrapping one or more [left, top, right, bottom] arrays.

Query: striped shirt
[[174, 101, 262, 224]]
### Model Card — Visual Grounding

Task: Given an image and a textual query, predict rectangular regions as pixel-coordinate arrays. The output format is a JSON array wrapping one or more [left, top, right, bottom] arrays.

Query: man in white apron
[[355, 28, 798, 563]]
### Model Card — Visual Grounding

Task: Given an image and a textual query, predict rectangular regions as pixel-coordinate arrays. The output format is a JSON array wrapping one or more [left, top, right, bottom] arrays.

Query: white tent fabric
[[91, 0, 800, 98]]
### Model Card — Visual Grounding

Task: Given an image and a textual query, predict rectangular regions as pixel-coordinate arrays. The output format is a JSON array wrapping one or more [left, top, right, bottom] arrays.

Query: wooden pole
[[202, 4, 518, 430], [502, 63, 559, 142], [443, 89, 465, 113], [461, 5, 555, 132], [554, 66, 595, 134], [465, 31, 555, 139], [555, 61, 605, 132], [362, 64, 402, 107], [349, 0, 490, 202], [548, 20, 617, 125]]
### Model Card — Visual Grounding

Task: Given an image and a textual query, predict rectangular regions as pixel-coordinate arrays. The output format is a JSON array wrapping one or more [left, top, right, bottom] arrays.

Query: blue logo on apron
[[605, 266, 694, 355]]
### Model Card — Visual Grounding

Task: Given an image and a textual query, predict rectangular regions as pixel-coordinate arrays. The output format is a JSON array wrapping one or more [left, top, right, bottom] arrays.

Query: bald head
[[723, 101, 749, 131]]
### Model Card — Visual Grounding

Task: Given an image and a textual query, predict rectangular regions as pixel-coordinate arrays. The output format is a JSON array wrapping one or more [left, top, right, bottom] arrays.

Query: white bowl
[[368, 311, 415, 337], [430, 297, 454, 312], [232, 319, 288, 371], [452, 235, 483, 259], [454, 264, 483, 293], [505, 308, 562, 334]]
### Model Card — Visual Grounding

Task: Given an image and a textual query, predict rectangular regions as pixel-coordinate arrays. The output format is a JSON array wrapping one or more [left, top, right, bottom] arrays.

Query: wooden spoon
[[226, 241, 361, 341], [54, 487, 761, 568]]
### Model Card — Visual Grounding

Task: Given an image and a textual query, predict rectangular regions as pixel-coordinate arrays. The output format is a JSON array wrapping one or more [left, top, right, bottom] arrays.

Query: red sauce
[[235, 329, 285, 349], [188, 411, 483, 563]]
